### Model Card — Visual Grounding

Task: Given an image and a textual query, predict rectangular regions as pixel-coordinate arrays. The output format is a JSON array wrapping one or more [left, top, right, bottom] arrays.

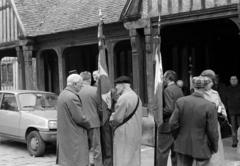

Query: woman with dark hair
[[199, 69, 226, 166]]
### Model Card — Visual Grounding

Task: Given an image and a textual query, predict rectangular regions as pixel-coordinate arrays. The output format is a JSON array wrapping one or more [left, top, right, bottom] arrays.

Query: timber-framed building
[[0, 0, 240, 144]]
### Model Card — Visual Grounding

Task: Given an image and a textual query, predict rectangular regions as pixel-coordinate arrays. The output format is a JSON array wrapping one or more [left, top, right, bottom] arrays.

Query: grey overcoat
[[57, 85, 90, 166]]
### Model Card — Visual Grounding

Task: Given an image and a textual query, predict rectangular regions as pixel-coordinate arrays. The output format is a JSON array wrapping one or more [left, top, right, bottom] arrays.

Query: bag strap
[[115, 97, 140, 131]]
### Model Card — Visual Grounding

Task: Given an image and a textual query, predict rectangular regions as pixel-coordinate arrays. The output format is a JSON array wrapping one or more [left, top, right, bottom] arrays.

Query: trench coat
[[57, 85, 90, 166], [110, 87, 142, 166], [203, 89, 226, 166]]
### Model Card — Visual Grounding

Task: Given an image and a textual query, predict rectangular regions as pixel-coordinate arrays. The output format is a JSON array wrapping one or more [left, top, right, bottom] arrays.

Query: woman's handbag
[[218, 113, 233, 139]]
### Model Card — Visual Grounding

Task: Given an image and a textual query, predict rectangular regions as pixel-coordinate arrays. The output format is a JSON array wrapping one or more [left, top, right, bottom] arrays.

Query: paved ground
[[0, 137, 239, 166]]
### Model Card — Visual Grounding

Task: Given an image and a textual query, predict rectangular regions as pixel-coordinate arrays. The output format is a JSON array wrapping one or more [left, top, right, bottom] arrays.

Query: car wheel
[[27, 131, 46, 157]]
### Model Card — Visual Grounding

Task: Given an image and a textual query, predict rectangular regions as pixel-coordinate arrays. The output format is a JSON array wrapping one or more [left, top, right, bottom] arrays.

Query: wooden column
[[23, 46, 33, 90], [36, 50, 45, 91], [105, 40, 116, 86], [144, 27, 154, 113], [0, 56, 2, 90], [16, 46, 26, 90], [54, 47, 65, 92], [130, 29, 141, 95]]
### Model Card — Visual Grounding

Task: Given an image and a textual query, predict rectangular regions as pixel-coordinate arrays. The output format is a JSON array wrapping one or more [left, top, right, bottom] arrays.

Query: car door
[[0, 93, 20, 137]]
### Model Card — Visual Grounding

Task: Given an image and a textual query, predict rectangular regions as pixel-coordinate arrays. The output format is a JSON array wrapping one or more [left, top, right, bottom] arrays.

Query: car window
[[0, 93, 18, 111], [19, 93, 58, 110]]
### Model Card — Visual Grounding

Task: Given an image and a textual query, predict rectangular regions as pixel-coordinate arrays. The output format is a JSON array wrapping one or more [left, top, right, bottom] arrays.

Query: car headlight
[[48, 120, 57, 129]]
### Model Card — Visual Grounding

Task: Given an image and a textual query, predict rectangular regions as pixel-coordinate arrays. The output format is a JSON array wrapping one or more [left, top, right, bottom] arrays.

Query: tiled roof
[[14, 0, 128, 37]]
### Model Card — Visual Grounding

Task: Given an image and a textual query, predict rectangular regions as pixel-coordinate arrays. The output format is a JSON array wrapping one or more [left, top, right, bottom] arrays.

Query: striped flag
[[97, 7, 112, 125]]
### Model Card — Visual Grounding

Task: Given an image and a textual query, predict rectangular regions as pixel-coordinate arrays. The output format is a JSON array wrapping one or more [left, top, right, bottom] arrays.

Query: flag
[[189, 56, 193, 91], [97, 7, 112, 125], [153, 16, 163, 127], [97, 8, 113, 166], [153, 15, 163, 166]]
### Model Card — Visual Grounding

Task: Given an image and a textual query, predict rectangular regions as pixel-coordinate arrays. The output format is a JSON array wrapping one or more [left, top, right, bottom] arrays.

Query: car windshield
[[19, 93, 58, 111]]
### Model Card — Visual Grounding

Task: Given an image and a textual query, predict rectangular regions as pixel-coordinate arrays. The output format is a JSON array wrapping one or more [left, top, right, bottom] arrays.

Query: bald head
[[177, 80, 184, 89]]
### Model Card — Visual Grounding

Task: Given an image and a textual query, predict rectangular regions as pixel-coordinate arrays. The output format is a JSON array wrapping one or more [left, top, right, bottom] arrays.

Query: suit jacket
[[159, 83, 183, 133], [79, 84, 100, 128], [226, 84, 240, 116], [169, 92, 219, 159], [57, 85, 90, 166]]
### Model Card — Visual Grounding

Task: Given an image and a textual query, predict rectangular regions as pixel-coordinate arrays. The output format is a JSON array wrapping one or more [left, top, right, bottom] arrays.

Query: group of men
[[176, 75, 240, 148], [55, 67, 240, 166], [56, 71, 142, 166], [157, 70, 219, 166]]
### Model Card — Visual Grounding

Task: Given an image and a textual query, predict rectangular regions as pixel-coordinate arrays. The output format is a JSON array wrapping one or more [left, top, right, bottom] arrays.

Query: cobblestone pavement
[[0, 137, 239, 166]]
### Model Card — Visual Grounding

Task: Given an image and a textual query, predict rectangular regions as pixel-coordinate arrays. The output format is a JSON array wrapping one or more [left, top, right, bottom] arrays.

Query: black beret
[[114, 76, 131, 84]]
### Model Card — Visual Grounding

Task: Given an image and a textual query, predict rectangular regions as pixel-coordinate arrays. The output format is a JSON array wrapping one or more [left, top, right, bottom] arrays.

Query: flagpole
[[97, 6, 114, 166], [154, 11, 162, 166]]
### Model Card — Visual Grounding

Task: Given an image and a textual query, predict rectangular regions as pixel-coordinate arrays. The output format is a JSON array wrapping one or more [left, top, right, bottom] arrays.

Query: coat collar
[[191, 92, 204, 98], [65, 85, 79, 96]]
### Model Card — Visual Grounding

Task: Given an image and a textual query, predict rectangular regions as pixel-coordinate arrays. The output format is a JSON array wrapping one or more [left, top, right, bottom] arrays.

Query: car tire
[[27, 131, 46, 157]]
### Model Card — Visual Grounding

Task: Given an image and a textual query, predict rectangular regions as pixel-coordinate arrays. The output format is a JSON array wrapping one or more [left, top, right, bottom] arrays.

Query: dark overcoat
[[226, 84, 240, 116], [57, 85, 90, 166], [169, 92, 219, 159], [79, 84, 100, 128], [159, 83, 183, 133]]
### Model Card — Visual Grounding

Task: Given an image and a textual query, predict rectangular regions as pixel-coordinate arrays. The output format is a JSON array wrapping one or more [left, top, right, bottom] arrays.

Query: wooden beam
[[8, 0, 26, 37], [0, 4, 10, 11], [130, 29, 140, 95], [124, 18, 151, 30], [105, 40, 117, 85], [144, 26, 154, 114], [151, 4, 238, 27], [54, 47, 66, 92], [16, 46, 25, 89], [36, 50, 45, 91], [23, 45, 33, 90]]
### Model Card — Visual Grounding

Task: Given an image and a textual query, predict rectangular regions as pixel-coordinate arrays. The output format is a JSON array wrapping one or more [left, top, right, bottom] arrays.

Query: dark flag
[[97, 7, 113, 166]]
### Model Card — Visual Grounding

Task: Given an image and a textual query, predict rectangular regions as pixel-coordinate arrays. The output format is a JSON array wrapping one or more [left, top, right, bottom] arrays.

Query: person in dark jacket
[[213, 75, 227, 108], [57, 74, 90, 166], [79, 71, 102, 166], [158, 70, 184, 166], [226, 75, 240, 147], [170, 76, 219, 166]]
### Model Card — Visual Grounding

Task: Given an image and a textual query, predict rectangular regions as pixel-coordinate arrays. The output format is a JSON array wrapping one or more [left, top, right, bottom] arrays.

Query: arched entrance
[[114, 40, 133, 80], [38, 50, 59, 95], [63, 44, 98, 85], [161, 18, 240, 94]]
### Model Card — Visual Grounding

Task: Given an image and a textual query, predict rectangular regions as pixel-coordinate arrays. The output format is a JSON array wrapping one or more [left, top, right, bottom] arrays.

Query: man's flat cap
[[114, 76, 131, 84], [192, 76, 210, 88]]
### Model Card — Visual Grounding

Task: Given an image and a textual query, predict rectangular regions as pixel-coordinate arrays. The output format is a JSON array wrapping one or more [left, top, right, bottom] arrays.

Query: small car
[[0, 90, 58, 157]]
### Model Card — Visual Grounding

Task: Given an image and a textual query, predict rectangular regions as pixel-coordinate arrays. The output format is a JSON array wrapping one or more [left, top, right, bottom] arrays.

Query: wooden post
[[36, 50, 45, 91], [130, 29, 140, 95], [23, 46, 33, 90], [105, 40, 116, 86], [54, 47, 65, 92], [144, 27, 154, 113], [16, 46, 25, 90]]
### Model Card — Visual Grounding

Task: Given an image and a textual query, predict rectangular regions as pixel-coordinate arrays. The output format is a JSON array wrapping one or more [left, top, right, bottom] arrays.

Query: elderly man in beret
[[109, 76, 142, 166], [169, 76, 219, 166]]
